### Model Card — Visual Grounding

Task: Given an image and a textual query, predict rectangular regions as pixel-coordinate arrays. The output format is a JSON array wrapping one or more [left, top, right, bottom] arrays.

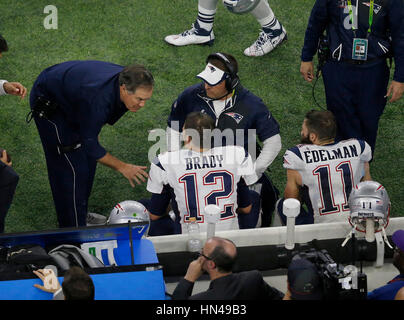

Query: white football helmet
[[222, 0, 261, 14], [107, 201, 150, 235], [348, 181, 390, 234]]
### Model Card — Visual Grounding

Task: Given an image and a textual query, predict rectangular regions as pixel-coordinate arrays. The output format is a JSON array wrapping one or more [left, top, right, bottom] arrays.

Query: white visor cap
[[196, 63, 228, 86]]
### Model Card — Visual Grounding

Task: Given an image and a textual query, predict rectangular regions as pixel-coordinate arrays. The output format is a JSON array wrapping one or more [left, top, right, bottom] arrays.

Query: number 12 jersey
[[147, 146, 258, 232]]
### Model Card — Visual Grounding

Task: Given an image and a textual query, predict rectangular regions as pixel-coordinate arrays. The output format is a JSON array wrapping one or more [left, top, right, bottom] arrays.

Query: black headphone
[[206, 52, 239, 92]]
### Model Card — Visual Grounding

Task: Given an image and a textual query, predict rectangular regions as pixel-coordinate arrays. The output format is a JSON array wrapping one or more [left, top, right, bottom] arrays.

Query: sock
[[251, 0, 281, 32], [196, 3, 217, 32]]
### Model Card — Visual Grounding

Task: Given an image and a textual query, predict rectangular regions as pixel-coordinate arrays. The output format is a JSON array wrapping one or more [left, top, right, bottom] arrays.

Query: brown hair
[[304, 110, 337, 141], [183, 112, 215, 149], [119, 63, 154, 93]]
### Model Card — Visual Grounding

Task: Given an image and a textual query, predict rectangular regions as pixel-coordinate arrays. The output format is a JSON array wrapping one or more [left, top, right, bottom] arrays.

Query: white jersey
[[147, 145, 258, 233], [0, 80, 7, 96], [283, 139, 372, 223]]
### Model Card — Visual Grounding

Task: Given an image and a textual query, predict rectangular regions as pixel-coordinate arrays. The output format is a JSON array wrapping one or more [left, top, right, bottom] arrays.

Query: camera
[[293, 248, 367, 300]]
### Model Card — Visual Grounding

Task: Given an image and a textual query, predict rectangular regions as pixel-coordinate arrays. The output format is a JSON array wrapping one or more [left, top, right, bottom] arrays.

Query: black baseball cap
[[287, 258, 324, 300]]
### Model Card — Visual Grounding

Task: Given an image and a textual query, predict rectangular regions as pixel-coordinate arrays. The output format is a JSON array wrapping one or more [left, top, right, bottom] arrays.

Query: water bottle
[[187, 217, 202, 252]]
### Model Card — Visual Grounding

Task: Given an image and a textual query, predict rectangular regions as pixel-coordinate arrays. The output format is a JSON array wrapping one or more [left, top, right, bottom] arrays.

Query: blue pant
[[0, 165, 19, 233], [275, 198, 314, 226], [322, 60, 390, 155], [30, 89, 96, 228], [140, 188, 261, 236], [237, 189, 261, 229], [138, 198, 181, 236]]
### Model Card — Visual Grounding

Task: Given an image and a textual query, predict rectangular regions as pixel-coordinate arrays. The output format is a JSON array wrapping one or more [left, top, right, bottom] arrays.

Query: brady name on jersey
[[147, 145, 258, 233]]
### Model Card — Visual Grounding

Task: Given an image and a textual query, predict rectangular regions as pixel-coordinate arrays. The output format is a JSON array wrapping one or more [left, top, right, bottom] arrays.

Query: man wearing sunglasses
[[171, 236, 283, 300]]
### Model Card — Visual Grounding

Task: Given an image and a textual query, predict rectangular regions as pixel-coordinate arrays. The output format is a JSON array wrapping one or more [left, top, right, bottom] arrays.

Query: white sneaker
[[86, 212, 107, 226], [244, 26, 287, 57], [164, 22, 215, 47]]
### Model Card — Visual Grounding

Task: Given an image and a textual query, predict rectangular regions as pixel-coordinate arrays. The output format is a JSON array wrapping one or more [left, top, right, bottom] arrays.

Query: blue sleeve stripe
[[358, 139, 365, 154], [152, 156, 165, 171], [242, 149, 249, 163], [289, 146, 303, 160]]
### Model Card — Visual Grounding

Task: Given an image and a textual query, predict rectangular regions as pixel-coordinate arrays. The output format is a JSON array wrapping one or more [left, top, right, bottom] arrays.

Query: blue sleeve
[[77, 95, 108, 160], [301, 0, 329, 62], [254, 102, 280, 142], [237, 178, 251, 208], [148, 185, 172, 216], [167, 92, 188, 132], [389, 0, 404, 82]]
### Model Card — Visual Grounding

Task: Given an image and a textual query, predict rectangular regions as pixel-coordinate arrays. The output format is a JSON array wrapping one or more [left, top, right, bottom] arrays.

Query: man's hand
[[0, 149, 12, 166], [386, 80, 404, 103], [119, 163, 148, 188], [300, 61, 315, 83], [33, 269, 61, 293], [184, 257, 204, 283], [3, 82, 27, 99], [97, 152, 148, 187]]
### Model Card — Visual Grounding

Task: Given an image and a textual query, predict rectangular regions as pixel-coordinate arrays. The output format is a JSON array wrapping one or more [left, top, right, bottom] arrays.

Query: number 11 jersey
[[283, 139, 372, 223]]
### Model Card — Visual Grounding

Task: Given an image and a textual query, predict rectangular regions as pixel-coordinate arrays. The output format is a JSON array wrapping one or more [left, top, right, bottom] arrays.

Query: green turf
[[0, 0, 402, 233]]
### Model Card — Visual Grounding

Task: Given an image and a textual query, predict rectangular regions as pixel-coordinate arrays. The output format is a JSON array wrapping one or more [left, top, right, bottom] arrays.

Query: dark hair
[[209, 238, 237, 273], [304, 110, 337, 142], [183, 111, 215, 149], [62, 266, 95, 300], [207, 53, 238, 75], [119, 63, 154, 93], [0, 34, 8, 53]]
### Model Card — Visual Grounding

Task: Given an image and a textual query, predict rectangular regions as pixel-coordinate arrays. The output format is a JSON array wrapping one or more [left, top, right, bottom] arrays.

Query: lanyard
[[347, 0, 374, 36]]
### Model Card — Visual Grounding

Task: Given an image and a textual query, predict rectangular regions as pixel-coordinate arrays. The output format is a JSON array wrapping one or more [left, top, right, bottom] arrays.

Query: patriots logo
[[225, 112, 243, 124], [362, 2, 382, 14]]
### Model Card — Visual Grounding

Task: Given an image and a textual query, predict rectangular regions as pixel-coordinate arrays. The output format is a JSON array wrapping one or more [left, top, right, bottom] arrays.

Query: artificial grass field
[[0, 0, 403, 233]]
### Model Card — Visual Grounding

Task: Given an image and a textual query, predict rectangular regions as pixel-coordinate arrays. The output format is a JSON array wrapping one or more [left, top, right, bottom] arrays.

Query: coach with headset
[[166, 52, 282, 229]]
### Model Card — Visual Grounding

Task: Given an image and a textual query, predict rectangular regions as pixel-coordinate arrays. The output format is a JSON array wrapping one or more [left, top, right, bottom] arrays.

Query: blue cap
[[392, 230, 404, 252]]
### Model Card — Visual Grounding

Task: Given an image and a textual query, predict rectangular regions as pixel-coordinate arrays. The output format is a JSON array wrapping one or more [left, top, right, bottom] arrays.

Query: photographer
[[172, 237, 284, 300], [368, 229, 404, 300], [283, 257, 324, 300]]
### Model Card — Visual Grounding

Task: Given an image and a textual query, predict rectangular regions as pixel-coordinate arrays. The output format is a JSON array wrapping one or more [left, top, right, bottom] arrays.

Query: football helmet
[[222, 0, 261, 14], [348, 180, 390, 233], [107, 200, 150, 235], [342, 181, 391, 247]]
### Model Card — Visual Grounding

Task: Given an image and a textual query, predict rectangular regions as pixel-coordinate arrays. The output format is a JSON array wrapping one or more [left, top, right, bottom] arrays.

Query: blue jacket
[[167, 82, 280, 151], [33, 60, 127, 160], [301, 0, 404, 82], [367, 274, 404, 300]]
